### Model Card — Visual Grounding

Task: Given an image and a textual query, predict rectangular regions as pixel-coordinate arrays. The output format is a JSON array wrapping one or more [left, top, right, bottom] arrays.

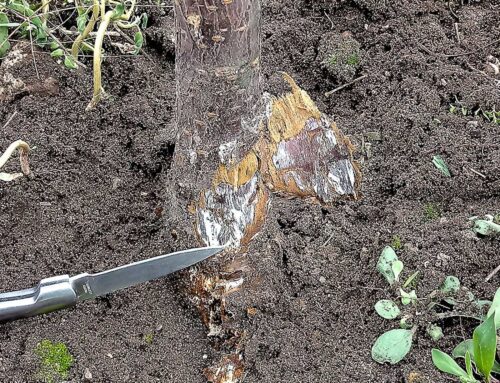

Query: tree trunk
[[171, 1, 361, 382], [173, 0, 263, 242]]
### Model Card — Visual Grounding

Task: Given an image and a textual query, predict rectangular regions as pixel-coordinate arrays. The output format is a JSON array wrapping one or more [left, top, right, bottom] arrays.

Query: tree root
[[0, 140, 31, 182]]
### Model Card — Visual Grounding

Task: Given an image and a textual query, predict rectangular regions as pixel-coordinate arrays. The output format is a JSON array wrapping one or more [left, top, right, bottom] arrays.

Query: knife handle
[[0, 275, 77, 322]]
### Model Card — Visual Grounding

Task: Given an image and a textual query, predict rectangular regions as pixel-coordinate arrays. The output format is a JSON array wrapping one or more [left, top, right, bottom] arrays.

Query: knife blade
[[0, 246, 224, 322]]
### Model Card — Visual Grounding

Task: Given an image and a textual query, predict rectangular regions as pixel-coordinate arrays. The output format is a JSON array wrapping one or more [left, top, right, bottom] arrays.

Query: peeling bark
[[171, 2, 360, 382]]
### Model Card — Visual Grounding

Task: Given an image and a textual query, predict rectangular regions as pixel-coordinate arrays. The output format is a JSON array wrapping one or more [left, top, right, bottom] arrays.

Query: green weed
[[449, 97, 500, 125], [432, 290, 500, 382], [144, 333, 154, 345], [372, 246, 496, 367], [423, 203, 441, 221], [391, 235, 402, 250]]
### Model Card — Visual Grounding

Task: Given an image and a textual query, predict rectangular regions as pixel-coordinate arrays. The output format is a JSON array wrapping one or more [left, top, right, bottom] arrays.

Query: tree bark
[[171, 1, 361, 382], [173, 0, 262, 223]]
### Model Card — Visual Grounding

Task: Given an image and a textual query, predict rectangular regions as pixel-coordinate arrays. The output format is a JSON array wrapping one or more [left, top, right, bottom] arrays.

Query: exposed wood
[[171, 2, 361, 382]]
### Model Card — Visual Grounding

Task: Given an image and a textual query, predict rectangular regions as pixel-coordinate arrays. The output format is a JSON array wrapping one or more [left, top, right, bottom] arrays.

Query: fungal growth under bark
[[171, 1, 361, 382]]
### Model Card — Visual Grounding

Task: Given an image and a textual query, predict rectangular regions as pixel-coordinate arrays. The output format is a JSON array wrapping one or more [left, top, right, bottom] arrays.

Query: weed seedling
[[449, 96, 500, 125], [35, 340, 74, 383], [144, 333, 154, 345], [391, 235, 403, 250], [432, 290, 500, 382], [371, 246, 495, 366], [423, 202, 441, 221], [472, 215, 500, 237]]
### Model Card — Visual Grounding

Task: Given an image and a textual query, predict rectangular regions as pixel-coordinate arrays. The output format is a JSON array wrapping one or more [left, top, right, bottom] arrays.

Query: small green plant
[[432, 291, 500, 382], [144, 332, 154, 345], [35, 340, 74, 383], [346, 53, 360, 66], [319, 32, 362, 83], [424, 202, 441, 221], [449, 97, 500, 125], [371, 247, 494, 366], [0, 140, 31, 181], [391, 235, 403, 250]]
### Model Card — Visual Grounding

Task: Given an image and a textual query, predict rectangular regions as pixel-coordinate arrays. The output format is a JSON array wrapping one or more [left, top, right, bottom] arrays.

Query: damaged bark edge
[[173, 2, 360, 382], [192, 75, 361, 383], [196, 74, 361, 250]]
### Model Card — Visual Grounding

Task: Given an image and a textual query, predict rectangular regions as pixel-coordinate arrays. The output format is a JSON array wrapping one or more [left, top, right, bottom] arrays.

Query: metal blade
[[70, 246, 224, 301]]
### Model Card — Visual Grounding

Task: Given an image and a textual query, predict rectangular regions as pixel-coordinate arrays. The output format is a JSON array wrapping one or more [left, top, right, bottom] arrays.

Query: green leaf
[[0, 12, 11, 58], [473, 220, 500, 236], [427, 324, 444, 341], [112, 3, 125, 19], [140, 13, 148, 29], [392, 260, 404, 282], [400, 289, 417, 306], [374, 300, 401, 319], [432, 155, 451, 177], [486, 288, 500, 329], [453, 339, 500, 375], [441, 276, 460, 295], [50, 48, 64, 58], [399, 315, 413, 329], [372, 329, 413, 364], [77, 13, 88, 33], [473, 314, 496, 380], [465, 351, 473, 378], [64, 55, 77, 69], [377, 246, 399, 285], [453, 339, 474, 360], [432, 349, 469, 379], [493, 360, 500, 374], [403, 271, 420, 289], [133, 31, 143, 55]]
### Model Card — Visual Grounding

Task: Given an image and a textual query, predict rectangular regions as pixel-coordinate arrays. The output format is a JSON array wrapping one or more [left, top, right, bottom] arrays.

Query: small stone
[[202, 354, 208, 360], [319, 276, 326, 283], [155, 324, 163, 332], [84, 368, 93, 380], [106, 353, 113, 359], [365, 131, 382, 142], [440, 79, 447, 86], [112, 177, 122, 190], [466, 120, 479, 129], [436, 252, 450, 267]]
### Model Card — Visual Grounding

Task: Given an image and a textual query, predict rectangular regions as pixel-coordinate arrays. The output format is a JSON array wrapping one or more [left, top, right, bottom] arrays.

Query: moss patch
[[35, 340, 74, 383]]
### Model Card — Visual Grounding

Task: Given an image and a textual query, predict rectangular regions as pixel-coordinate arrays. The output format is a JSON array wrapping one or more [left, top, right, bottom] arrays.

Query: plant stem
[[435, 312, 481, 321], [86, 7, 113, 111], [41, 0, 49, 27], [71, 0, 99, 59], [86, 0, 136, 109], [0, 140, 31, 181]]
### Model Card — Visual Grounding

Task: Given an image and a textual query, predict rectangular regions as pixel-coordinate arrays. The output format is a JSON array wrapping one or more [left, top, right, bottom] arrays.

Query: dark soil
[[1, 0, 499, 382]]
